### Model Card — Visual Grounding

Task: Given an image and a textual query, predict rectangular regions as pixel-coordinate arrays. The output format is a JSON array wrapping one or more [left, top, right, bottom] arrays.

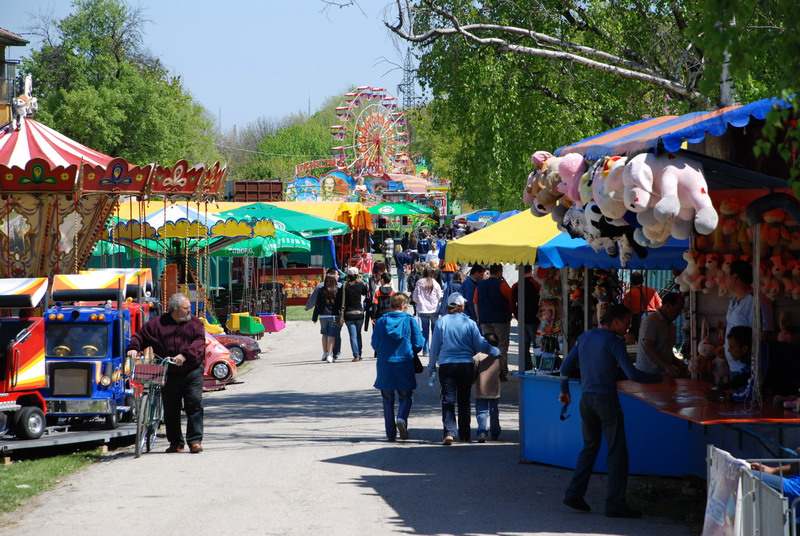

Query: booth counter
[[259, 267, 324, 305], [519, 374, 800, 478]]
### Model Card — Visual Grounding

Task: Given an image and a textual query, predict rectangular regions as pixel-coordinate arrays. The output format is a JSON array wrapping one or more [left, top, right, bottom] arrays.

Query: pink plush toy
[[623, 152, 718, 235], [675, 250, 705, 292], [557, 152, 587, 206], [525, 151, 564, 215]]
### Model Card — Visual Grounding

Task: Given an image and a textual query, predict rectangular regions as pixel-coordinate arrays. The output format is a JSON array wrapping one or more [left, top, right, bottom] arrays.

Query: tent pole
[[584, 267, 590, 331], [517, 263, 526, 463]]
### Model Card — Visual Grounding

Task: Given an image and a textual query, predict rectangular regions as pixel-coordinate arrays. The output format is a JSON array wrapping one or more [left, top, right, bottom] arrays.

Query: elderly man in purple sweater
[[559, 304, 666, 519], [127, 293, 206, 453]]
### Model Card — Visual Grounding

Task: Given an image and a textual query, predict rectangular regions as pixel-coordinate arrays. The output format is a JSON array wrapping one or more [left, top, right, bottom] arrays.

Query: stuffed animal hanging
[[711, 320, 730, 386], [689, 318, 717, 381]]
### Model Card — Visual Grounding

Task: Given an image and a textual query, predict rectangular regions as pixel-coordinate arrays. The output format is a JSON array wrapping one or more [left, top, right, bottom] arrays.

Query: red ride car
[[212, 333, 261, 366]]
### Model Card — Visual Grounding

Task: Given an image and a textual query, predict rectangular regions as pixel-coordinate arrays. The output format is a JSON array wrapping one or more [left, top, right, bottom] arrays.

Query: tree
[[22, 0, 218, 166], [379, 1, 793, 209]]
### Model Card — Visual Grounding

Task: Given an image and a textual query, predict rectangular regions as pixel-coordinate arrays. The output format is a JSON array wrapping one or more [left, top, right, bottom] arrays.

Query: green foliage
[[0, 449, 101, 513], [22, 0, 218, 166]]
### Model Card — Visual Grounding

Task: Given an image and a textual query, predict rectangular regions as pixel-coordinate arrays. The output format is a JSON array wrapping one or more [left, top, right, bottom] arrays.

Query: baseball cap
[[447, 292, 467, 307], [346, 267, 359, 276]]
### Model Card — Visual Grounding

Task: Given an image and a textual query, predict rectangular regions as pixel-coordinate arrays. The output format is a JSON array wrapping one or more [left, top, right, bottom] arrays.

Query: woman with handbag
[[372, 293, 425, 441], [312, 273, 343, 363], [337, 267, 368, 362], [412, 266, 444, 356]]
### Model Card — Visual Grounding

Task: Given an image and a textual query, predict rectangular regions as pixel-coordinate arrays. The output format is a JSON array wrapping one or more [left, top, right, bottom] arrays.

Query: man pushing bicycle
[[127, 293, 206, 454]]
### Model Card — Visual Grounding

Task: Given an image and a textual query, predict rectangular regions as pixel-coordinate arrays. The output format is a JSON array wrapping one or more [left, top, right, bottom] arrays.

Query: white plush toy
[[623, 152, 718, 235]]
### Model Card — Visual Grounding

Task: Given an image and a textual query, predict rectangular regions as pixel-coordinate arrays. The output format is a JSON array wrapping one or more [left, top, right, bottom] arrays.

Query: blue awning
[[556, 97, 792, 161], [536, 233, 689, 270]]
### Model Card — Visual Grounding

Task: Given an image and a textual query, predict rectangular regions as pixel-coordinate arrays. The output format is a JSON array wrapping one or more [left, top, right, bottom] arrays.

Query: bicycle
[[131, 355, 175, 458]]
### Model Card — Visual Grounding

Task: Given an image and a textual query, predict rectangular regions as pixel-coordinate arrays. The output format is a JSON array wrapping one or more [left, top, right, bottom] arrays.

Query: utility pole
[[397, 48, 420, 136]]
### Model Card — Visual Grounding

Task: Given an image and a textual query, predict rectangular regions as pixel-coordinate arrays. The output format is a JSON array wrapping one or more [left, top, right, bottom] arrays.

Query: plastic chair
[[200, 317, 224, 335], [225, 312, 249, 332], [239, 315, 265, 337]]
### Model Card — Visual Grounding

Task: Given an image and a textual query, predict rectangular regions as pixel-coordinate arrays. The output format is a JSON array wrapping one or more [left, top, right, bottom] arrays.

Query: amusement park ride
[[0, 79, 252, 442]]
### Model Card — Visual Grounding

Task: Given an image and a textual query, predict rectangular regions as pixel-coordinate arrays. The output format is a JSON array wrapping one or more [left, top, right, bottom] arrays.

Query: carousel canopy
[[0, 118, 114, 168], [219, 203, 350, 238], [445, 210, 560, 265]]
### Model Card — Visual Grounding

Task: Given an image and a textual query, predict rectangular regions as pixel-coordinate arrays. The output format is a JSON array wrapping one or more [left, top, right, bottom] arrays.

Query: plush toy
[[712, 199, 741, 252], [583, 202, 648, 266], [557, 153, 587, 206], [778, 312, 794, 343], [711, 320, 730, 386], [10, 74, 38, 131], [592, 156, 628, 219], [703, 253, 722, 294], [785, 218, 800, 257], [528, 152, 565, 215], [622, 152, 718, 235], [717, 253, 736, 297], [674, 250, 705, 292], [762, 256, 785, 300], [762, 209, 786, 259], [689, 318, 716, 381]]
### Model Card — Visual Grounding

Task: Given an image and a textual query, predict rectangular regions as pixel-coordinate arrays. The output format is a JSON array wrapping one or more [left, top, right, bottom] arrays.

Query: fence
[[707, 445, 796, 535]]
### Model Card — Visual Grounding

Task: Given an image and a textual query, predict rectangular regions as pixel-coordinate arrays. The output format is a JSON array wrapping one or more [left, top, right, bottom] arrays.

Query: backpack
[[374, 286, 394, 320]]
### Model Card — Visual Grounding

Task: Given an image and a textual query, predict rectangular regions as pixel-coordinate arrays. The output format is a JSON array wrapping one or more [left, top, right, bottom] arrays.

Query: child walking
[[474, 333, 506, 442]]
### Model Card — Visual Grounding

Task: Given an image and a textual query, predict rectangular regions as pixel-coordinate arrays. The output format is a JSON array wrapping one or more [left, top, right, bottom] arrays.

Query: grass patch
[[0, 448, 102, 513], [285, 305, 313, 322]]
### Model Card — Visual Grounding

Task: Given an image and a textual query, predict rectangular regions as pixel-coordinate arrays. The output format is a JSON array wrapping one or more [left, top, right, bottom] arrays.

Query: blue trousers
[[439, 362, 473, 441], [418, 313, 438, 355], [566, 392, 629, 511], [380, 390, 413, 439], [344, 317, 363, 359], [475, 398, 500, 437]]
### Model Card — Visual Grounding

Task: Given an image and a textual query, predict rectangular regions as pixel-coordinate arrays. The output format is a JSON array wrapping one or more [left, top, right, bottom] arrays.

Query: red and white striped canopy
[[0, 117, 114, 168]]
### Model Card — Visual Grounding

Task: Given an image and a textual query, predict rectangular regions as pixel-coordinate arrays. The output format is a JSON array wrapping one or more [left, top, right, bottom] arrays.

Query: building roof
[[0, 27, 29, 47]]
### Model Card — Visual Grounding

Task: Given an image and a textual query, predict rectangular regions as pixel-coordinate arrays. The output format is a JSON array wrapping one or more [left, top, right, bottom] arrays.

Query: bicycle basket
[[132, 362, 168, 386]]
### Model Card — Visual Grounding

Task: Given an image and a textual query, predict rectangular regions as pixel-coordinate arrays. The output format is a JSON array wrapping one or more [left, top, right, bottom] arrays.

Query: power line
[[214, 143, 330, 158]]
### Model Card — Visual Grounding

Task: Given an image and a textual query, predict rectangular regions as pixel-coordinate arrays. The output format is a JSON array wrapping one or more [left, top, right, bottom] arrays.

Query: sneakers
[[189, 443, 203, 454], [563, 496, 591, 512], [387, 436, 396, 442], [442, 436, 454, 446], [477, 432, 488, 443], [333, 354, 341, 360], [165, 443, 184, 453], [396, 419, 408, 440], [605, 505, 642, 518], [326, 354, 334, 363], [353, 357, 362, 362], [321, 353, 329, 362]]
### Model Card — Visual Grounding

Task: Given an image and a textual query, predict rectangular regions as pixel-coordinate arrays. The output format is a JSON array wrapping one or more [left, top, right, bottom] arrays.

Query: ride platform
[[0, 423, 135, 457]]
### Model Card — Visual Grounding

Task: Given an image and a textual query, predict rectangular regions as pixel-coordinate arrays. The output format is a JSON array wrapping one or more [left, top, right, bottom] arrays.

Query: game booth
[[446, 96, 800, 478]]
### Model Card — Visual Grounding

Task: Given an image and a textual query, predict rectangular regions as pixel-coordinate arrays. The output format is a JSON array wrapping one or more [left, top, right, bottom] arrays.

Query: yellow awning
[[268, 202, 374, 233], [445, 210, 560, 265]]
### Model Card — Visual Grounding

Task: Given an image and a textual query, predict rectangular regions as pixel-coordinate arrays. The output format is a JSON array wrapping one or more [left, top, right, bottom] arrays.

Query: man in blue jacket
[[428, 292, 499, 445], [460, 264, 485, 321], [559, 304, 665, 519]]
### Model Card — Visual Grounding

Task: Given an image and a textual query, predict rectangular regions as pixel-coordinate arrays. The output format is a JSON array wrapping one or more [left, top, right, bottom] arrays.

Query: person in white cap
[[428, 292, 499, 445]]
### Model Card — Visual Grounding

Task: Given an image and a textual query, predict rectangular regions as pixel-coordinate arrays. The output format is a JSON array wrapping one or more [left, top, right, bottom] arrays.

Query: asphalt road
[[1, 320, 698, 536]]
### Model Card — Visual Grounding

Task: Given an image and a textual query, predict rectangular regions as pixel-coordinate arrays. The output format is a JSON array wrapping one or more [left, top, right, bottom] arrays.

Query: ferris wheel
[[330, 86, 409, 176]]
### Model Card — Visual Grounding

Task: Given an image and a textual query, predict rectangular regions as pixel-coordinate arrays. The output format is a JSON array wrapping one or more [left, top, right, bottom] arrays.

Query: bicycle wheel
[[134, 394, 150, 458], [145, 388, 163, 453]]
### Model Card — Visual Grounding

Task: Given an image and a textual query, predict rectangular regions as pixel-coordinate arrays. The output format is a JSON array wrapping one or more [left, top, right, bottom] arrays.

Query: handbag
[[336, 308, 345, 328], [413, 354, 424, 374]]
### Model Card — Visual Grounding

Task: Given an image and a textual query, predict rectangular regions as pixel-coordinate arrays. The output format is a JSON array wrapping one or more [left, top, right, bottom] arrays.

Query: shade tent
[[218, 203, 350, 238], [369, 201, 434, 216], [267, 202, 373, 233], [489, 210, 521, 224], [556, 96, 792, 160], [445, 210, 560, 265], [536, 233, 689, 270], [208, 230, 311, 258]]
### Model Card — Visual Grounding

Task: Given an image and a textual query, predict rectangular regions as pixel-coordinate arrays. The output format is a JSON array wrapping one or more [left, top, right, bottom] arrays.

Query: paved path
[[2, 320, 698, 535]]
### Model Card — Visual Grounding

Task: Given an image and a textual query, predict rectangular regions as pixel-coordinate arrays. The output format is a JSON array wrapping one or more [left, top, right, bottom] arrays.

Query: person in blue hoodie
[[428, 292, 499, 445], [372, 293, 425, 442]]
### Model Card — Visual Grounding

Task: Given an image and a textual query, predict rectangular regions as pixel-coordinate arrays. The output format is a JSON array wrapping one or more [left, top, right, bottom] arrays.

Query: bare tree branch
[[385, 0, 701, 102]]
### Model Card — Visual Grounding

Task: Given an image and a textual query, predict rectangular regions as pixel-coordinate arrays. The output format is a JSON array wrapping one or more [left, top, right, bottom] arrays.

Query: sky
[[4, 0, 417, 132]]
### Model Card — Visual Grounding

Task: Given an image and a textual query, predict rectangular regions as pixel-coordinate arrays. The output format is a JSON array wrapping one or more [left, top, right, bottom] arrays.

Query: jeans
[[397, 271, 407, 295], [333, 328, 342, 357], [566, 392, 629, 511], [475, 398, 501, 437], [419, 313, 439, 355], [439, 362, 474, 441], [345, 317, 363, 358], [441, 271, 453, 285], [162, 366, 204, 446], [380, 390, 413, 439]]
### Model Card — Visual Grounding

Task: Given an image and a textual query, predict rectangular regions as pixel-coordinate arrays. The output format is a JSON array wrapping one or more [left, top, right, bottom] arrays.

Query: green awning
[[217, 203, 350, 238], [209, 230, 311, 258], [368, 202, 435, 217]]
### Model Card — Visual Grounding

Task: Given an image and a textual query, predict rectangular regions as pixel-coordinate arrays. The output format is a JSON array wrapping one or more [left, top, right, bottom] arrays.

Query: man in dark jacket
[[127, 293, 206, 453], [512, 265, 540, 371]]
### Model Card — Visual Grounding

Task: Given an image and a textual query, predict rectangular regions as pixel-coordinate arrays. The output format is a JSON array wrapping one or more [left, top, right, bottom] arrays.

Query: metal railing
[[708, 445, 796, 535]]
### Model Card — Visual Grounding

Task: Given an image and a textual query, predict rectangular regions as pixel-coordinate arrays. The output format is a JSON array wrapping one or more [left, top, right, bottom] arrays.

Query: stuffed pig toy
[[623, 152, 718, 235], [557, 152, 587, 206], [525, 151, 564, 215]]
